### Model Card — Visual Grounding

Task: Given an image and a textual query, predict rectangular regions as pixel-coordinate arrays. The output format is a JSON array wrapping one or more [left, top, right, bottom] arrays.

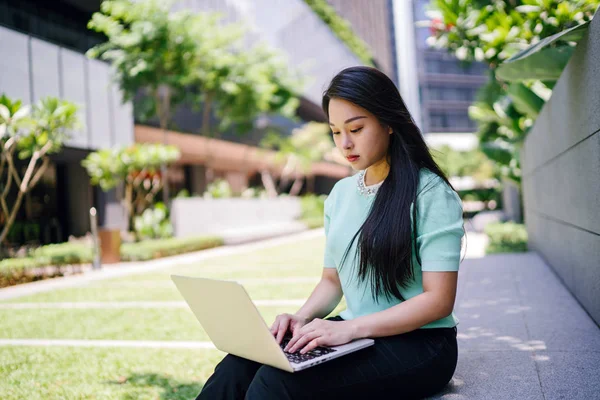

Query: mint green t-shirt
[[323, 168, 464, 329]]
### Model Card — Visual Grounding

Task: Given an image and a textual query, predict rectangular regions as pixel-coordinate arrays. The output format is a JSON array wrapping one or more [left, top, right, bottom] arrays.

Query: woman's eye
[[332, 131, 340, 135], [350, 127, 362, 133]]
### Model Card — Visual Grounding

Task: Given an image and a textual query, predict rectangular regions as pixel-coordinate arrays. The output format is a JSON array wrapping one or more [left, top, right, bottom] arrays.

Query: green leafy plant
[[240, 187, 267, 199], [133, 202, 173, 240], [304, 0, 374, 65], [203, 179, 233, 199], [484, 222, 528, 254], [297, 193, 327, 228], [0, 241, 92, 288], [82, 143, 181, 231], [87, 0, 303, 189], [426, 0, 600, 184], [432, 144, 498, 182], [29, 242, 93, 265], [0, 94, 80, 245], [120, 236, 223, 261], [260, 122, 334, 196], [300, 194, 327, 219]]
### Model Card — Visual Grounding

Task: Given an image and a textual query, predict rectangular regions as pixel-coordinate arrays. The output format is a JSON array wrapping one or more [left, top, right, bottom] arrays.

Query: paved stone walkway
[[429, 252, 600, 400]]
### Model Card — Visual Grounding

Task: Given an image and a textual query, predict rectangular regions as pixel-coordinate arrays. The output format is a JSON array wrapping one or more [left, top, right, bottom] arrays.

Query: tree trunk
[[202, 92, 216, 186], [201, 91, 214, 137], [156, 85, 171, 205], [0, 188, 25, 244], [289, 177, 304, 197], [307, 175, 315, 194], [260, 170, 278, 198], [124, 182, 134, 232], [0, 149, 50, 244]]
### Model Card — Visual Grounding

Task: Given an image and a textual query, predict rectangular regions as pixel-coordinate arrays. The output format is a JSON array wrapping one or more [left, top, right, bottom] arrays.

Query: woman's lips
[[347, 155, 360, 162]]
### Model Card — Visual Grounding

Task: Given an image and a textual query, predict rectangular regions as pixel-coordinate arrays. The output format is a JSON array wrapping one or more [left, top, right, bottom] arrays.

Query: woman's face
[[328, 97, 392, 171]]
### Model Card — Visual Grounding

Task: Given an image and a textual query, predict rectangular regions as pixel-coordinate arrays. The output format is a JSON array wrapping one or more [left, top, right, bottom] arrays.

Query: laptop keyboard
[[279, 337, 337, 364]]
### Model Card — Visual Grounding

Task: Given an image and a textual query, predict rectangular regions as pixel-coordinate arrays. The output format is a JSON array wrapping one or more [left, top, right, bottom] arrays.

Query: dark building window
[[425, 86, 477, 102], [0, 0, 104, 54], [424, 56, 488, 76], [428, 110, 476, 132]]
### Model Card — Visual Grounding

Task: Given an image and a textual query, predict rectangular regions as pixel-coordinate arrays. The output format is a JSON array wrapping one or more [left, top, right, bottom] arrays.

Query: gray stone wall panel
[[0, 27, 31, 104], [61, 48, 89, 148], [523, 18, 600, 176], [30, 38, 60, 101], [525, 133, 600, 234], [522, 12, 600, 325], [526, 213, 600, 324], [87, 59, 112, 149]]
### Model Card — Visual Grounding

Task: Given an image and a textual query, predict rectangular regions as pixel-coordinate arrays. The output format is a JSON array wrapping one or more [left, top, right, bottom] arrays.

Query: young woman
[[198, 66, 465, 400]]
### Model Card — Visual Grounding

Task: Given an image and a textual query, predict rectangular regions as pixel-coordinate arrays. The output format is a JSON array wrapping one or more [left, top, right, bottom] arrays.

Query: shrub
[[0, 242, 92, 287], [484, 222, 528, 254], [300, 194, 327, 219], [300, 216, 325, 229], [133, 202, 173, 240], [30, 242, 93, 265], [204, 179, 232, 198], [0, 257, 40, 273], [120, 236, 224, 261], [241, 187, 267, 199], [298, 194, 327, 229]]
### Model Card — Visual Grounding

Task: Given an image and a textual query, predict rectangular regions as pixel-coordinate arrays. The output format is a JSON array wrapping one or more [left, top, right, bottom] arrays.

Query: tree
[[81, 143, 180, 233], [0, 95, 80, 246], [260, 122, 334, 196], [199, 43, 304, 182], [87, 0, 303, 189], [426, 0, 599, 182], [86, 0, 205, 203], [432, 145, 497, 182]]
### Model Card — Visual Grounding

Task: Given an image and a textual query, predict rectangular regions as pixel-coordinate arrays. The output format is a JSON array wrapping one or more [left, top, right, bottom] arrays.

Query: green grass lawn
[[0, 346, 224, 399], [0, 234, 350, 399], [0, 306, 295, 341], [3, 281, 318, 303]]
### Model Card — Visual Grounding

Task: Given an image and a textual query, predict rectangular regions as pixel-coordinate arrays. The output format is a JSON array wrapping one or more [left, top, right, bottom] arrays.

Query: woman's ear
[[388, 126, 393, 135]]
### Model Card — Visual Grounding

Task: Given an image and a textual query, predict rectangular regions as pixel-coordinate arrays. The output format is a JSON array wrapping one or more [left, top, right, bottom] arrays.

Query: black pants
[[197, 316, 458, 400]]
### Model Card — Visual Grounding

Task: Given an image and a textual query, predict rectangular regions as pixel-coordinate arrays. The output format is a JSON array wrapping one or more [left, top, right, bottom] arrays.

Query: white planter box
[[170, 197, 304, 240]]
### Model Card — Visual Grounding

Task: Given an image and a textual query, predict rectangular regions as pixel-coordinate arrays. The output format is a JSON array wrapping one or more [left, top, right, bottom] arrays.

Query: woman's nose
[[342, 136, 353, 149]]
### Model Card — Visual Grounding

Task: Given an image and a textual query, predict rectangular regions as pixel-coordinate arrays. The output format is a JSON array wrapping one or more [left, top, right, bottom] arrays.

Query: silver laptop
[[171, 275, 374, 372]]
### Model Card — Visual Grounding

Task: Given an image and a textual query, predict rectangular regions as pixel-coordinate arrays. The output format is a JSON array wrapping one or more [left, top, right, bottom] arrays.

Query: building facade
[[325, 0, 398, 83], [0, 0, 134, 245], [394, 0, 488, 150]]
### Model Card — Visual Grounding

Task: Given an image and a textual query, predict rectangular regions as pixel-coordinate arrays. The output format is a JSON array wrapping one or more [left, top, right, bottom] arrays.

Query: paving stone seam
[[512, 263, 548, 400]]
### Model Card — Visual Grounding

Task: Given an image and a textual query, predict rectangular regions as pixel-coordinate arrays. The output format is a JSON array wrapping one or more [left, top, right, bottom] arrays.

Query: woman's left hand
[[284, 318, 357, 354]]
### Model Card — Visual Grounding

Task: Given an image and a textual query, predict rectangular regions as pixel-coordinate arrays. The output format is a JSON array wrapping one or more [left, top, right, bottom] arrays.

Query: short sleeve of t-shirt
[[323, 185, 337, 269], [416, 175, 464, 272]]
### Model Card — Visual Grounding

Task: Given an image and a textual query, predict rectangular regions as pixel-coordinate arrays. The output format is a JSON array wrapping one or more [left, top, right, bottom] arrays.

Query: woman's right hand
[[270, 313, 310, 345]]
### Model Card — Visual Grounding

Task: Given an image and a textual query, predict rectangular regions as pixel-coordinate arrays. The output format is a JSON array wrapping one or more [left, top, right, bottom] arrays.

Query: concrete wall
[[522, 15, 600, 325], [0, 25, 134, 151]]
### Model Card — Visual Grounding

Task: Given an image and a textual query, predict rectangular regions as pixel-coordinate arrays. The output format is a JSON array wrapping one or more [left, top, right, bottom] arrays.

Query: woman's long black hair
[[322, 66, 463, 303]]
